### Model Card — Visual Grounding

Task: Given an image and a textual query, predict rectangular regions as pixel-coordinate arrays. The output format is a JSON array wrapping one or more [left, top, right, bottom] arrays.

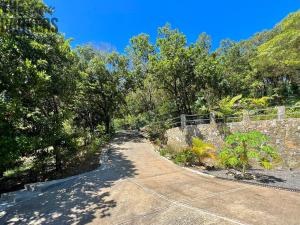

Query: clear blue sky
[[44, 0, 299, 52]]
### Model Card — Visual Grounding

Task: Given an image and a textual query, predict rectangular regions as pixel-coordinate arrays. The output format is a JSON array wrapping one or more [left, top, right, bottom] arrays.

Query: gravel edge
[[148, 140, 300, 193]]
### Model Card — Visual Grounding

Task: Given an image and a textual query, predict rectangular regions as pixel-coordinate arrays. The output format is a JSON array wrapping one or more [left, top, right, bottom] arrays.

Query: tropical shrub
[[114, 114, 148, 131], [215, 95, 243, 116], [286, 101, 300, 118], [240, 96, 272, 110], [172, 149, 197, 166], [219, 131, 279, 176], [191, 138, 216, 166]]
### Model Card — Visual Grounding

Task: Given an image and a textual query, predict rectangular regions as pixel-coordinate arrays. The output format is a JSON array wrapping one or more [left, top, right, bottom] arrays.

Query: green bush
[[219, 131, 280, 176], [172, 149, 197, 166], [3, 160, 33, 178], [145, 122, 167, 142], [159, 147, 197, 166], [286, 101, 300, 118], [240, 96, 272, 110]]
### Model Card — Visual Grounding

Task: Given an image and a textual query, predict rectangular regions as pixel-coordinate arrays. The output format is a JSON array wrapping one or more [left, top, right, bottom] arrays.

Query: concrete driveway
[[1, 131, 300, 225]]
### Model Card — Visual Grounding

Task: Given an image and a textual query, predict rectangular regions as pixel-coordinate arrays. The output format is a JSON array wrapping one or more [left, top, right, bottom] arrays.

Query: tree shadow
[[254, 173, 286, 184], [112, 130, 144, 144], [231, 170, 286, 184], [0, 134, 138, 225]]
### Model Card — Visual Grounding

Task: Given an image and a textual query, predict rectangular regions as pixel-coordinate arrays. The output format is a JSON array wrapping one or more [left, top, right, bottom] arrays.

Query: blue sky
[[44, 0, 299, 52]]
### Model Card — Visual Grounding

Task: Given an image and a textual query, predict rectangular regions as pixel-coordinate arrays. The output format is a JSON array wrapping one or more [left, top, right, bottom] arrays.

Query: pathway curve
[[1, 131, 300, 225]]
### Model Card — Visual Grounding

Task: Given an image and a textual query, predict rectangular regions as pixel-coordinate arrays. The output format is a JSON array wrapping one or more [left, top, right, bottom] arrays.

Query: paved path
[[1, 131, 300, 225]]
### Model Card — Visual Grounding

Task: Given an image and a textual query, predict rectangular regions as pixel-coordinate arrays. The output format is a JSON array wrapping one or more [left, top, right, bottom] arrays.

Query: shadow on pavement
[[112, 130, 144, 144], [0, 133, 138, 225], [254, 174, 286, 184]]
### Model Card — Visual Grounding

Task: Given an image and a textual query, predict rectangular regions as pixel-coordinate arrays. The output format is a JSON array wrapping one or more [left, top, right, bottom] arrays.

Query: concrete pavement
[[1, 131, 300, 225]]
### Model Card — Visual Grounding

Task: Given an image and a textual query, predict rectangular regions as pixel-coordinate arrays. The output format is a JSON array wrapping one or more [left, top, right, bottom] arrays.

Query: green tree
[[126, 33, 155, 88], [150, 24, 199, 114], [252, 10, 300, 100], [75, 47, 128, 135], [124, 34, 158, 119], [0, 0, 79, 174]]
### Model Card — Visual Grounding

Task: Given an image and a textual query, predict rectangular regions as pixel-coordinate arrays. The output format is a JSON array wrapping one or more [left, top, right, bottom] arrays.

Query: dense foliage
[[0, 0, 79, 175], [0, 0, 299, 179], [0, 0, 128, 177], [123, 12, 299, 127]]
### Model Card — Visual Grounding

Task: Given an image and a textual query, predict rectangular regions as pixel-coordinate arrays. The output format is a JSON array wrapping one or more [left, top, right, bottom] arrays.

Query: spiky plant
[[192, 138, 216, 166]]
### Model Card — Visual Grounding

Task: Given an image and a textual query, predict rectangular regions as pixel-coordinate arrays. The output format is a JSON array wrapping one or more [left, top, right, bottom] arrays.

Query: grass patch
[[159, 148, 170, 157]]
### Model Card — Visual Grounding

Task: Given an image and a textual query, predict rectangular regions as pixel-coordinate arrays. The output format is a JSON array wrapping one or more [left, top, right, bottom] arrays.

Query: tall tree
[[0, 0, 78, 174], [150, 24, 197, 114], [75, 47, 128, 135]]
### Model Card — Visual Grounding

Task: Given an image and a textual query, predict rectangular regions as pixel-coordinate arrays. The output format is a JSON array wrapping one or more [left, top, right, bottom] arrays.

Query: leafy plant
[[115, 114, 148, 130], [219, 131, 279, 176], [3, 161, 33, 178], [172, 149, 197, 166], [286, 101, 300, 118], [191, 138, 216, 166], [159, 147, 197, 166], [240, 96, 272, 110], [216, 95, 243, 116]]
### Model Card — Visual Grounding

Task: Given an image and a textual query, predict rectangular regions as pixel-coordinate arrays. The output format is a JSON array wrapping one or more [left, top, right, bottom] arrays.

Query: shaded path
[[1, 131, 300, 225]]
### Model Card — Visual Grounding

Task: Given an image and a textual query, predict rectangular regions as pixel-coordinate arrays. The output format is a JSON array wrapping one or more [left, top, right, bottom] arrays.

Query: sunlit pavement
[[1, 131, 300, 225]]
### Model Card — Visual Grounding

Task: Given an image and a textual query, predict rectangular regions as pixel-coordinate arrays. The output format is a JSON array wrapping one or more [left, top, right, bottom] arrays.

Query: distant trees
[[253, 11, 300, 99], [124, 11, 299, 123], [75, 47, 129, 135]]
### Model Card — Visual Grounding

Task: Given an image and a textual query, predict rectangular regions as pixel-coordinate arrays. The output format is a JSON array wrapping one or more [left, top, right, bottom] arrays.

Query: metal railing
[[286, 106, 300, 118], [185, 114, 210, 125], [156, 106, 300, 129], [249, 108, 278, 121]]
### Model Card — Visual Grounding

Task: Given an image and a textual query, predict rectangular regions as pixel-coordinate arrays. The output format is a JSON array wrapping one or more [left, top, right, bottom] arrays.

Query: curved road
[[1, 131, 300, 225]]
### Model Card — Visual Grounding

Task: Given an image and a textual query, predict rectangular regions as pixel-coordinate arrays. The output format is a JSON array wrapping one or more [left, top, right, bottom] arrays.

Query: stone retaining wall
[[165, 118, 300, 169]]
